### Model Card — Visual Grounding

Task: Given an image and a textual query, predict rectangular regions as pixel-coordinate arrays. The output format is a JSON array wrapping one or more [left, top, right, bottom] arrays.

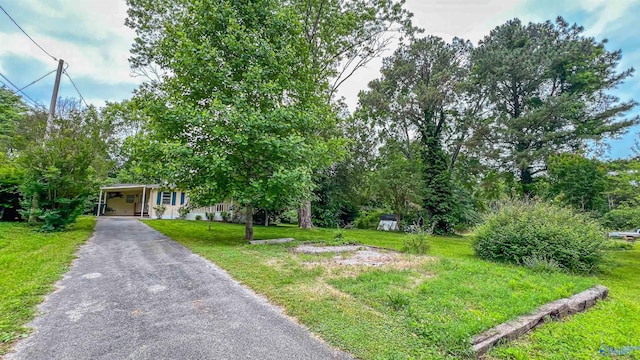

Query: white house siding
[[187, 203, 232, 221], [149, 189, 184, 219], [148, 188, 232, 220]]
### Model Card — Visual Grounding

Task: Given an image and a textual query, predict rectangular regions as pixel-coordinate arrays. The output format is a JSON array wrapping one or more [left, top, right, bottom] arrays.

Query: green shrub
[[177, 206, 190, 220], [38, 200, 85, 231], [279, 209, 298, 224], [603, 206, 640, 230], [153, 205, 166, 219], [354, 210, 385, 229], [473, 200, 606, 274], [402, 231, 431, 255], [195, 214, 203, 221], [603, 239, 633, 251]]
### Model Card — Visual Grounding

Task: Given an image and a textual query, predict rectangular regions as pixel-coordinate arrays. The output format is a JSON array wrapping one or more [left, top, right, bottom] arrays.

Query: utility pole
[[31, 58, 64, 223], [46, 58, 64, 138]]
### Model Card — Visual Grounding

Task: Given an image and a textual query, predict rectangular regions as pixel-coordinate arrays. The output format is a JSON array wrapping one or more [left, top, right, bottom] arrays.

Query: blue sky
[[0, 0, 638, 158]]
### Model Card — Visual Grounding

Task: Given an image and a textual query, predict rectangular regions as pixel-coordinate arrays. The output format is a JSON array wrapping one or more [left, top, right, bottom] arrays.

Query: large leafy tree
[[605, 159, 640, 209], [473, 17, 638, 194], [0, 86, 27, 154], [546, 153, 607, 212], [292, 0, 414, 98], [126, 0, 336, 240], [357, 36, 472, 234], [369, 144, 422, 222], [289, 0, 414, 228], [16, 100, 116, 230], [0, 87, 28, 221]]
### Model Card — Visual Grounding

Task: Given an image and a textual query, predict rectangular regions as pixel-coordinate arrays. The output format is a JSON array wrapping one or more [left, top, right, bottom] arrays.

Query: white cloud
[[0, 0, 142, 104], [406, 0, 526, 42], [337, 0, 527, 111], [580, 1, 636, 36]]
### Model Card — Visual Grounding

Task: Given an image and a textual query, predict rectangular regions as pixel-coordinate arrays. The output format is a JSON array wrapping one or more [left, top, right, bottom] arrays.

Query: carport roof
[[100, 184, 160, 191]]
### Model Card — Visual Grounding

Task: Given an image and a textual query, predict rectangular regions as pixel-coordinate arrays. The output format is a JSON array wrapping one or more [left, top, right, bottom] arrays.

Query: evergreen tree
[[473, 17, 638, 194]]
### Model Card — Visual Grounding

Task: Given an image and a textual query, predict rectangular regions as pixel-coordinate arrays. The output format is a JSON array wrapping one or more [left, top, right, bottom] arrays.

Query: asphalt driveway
[[7, 218, 349, 360]]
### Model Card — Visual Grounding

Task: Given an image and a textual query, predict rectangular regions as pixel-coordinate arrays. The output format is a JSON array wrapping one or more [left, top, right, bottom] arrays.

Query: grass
[[144, 220, 634, 359], [487, 244, 640, 359], [0, 217, 95, 355]]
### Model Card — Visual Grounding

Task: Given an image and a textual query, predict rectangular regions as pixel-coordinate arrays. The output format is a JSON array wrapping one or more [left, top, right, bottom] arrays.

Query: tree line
[[0, 1, 638, 238]]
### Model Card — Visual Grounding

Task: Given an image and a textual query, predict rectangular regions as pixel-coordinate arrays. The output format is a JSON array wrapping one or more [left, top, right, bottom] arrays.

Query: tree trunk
[[265, 210, 268, 227], [419, 118, 454, 236], [520, 167, 534, 197], [28, 192, 39, 224], [245, 204, 254, 240], [298, 201, 313, 229]]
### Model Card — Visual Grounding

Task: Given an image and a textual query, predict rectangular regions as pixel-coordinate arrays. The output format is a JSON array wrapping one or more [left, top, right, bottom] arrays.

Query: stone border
[[472, 285, 609, 357], [293, 245, 370, 253], [249, 238, 295, 245]]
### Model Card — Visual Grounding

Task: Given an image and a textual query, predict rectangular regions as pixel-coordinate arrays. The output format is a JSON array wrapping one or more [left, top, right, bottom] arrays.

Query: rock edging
[[472, 285, 609, 357], [249, 238, 295, 245]]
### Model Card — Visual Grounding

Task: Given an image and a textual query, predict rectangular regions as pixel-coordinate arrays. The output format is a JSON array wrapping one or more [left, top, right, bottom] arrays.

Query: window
[[126, 195, 135, 204], [161, 192, 171, 205]]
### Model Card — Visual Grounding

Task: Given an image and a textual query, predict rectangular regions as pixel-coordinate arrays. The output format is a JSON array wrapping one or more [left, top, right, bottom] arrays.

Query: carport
[[97, 184, 157, 218]]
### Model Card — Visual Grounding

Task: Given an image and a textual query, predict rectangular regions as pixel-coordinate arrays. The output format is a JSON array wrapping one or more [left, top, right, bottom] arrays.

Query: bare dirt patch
[[294, 245, 436, 269], [294, 245, 369, 254]]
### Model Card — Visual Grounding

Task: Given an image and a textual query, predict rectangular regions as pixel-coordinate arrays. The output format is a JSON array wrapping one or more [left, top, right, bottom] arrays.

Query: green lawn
[[0, 217, 95, 355], [488, 242, 640, 359], [146, 220, 637, 359]]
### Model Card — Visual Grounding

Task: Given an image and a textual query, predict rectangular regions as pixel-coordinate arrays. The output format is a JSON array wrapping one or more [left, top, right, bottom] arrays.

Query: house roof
[[100, 184, 160, 191]]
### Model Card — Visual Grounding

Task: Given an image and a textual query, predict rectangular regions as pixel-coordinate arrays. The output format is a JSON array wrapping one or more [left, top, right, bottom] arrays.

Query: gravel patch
[[294, 245, 369, 254], [249, 238, 295, 245], [334, 250, 395, 266], [294, 245, 401, 266]]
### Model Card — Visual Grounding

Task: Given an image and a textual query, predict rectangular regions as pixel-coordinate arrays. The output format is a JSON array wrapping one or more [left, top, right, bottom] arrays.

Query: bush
[[178, 206, 190, 220], [195, 214, 203, 221], [153, 205, 166, 219], [603, 206, 640, 230], [279, 209, 298, 224], [402, 231, 431, 255], [354, 210, 385, 229], [603, 239, 633, 251], [473, 200, 606, 274], [35, 199, 86, 231]]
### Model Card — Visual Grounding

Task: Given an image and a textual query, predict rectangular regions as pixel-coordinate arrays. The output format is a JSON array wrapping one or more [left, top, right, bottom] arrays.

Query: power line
[[18, 68, 57, 91], [0, 71, 39, 106], [62, 69, 90, 108], [0, 4, 58, 62], [0, 80, 38, 108]]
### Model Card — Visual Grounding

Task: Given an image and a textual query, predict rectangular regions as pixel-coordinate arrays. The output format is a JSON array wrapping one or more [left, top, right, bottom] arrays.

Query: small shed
[[377, 214, 399, 231]]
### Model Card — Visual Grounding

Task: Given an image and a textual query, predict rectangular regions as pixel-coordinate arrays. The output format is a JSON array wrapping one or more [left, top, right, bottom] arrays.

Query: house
[[97, 184, 233, 220]]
